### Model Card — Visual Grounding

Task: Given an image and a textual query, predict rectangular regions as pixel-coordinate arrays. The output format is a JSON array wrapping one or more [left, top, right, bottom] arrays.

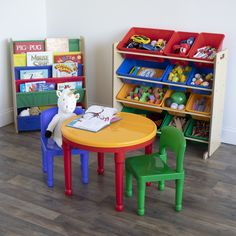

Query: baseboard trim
[[0, 108, 14, 127], [222, 128, 236, 145]]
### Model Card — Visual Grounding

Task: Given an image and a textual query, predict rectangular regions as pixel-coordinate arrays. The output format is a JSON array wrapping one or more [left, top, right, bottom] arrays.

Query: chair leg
[[158, 155, 167, 191], [41, 147, 47, 173], [158, 180, 165, 191], [175, 178, 184, 212], [125, 168, 133, 197], [137, 180, 146, 216], [80, 151, 89, 184], [47, 154, 54, 187]]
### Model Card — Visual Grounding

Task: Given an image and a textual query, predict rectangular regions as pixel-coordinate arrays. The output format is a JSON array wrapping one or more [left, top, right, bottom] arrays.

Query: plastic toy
[[168, 65, 192, 83], [190, 72, 213, 87], [126, 34, 166, 52], [171, 92, 187, 105], [172, 37, 195, 56], [126, 86, 167, 105], [193, 46, 217, 60], [164, 97, 174, 107], [131, 35, 151, 44], [45, 88, 80, 147]]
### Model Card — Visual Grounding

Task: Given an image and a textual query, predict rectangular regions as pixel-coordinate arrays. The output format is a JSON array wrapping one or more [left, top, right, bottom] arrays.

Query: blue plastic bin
[[187, 67, 213, 94], [163, 64, 195, 92], [17, 115, 41, 131], [117, 58, 171, 81]]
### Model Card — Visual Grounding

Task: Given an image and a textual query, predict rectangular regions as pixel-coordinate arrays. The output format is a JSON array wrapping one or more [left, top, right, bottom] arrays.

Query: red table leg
[[62, 141, 73, 196], [114, 152, 125, 212], [145, 143, 153, 187], [97, 152, 104, 175], [145, 143, 153, 154]]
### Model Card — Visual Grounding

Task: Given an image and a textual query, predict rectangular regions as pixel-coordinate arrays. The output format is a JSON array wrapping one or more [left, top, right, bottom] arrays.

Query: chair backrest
[[40, 107, 84, 139], [159, 126, 186, 172]]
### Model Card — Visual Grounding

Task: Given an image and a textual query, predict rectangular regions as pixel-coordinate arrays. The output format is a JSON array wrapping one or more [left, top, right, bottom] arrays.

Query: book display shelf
[[113, 27, 227, 159], [10, 37, 88, 133]]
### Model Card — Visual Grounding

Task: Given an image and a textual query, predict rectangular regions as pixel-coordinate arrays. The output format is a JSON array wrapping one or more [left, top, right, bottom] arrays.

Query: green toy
[[171, 92, 186, 105]]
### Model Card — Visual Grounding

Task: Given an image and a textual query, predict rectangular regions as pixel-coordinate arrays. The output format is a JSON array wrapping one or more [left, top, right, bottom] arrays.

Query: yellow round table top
[[61, 112, 157, 148]]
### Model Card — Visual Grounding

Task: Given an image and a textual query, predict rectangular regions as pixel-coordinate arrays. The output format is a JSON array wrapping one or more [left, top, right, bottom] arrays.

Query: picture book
[[57, 81, 82, 90], [20, 69, 49, 79], [53, 62, 78, 77], [27, 51, 53, 66], [36, 83, 55, 92], [69, 39, 80, 51], [129, 66, 164, 78], [14, 40, 45, 54], [13, 54, 27, 67], [67, 105, 120, 132], [20, 81, 46, 92], [45, 38, 69, 52], [54, 52, 83, 64]]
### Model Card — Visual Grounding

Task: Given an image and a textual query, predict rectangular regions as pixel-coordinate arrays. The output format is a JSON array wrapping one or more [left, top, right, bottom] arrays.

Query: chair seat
[[126, 154, 182, 181], [41, 137, 84, 156]]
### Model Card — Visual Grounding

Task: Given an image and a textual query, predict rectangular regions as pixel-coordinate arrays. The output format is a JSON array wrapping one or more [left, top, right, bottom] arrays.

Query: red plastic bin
[[117, 27, 174, 56], [164, 31, 199, 58], [188, 32, 225, 61]]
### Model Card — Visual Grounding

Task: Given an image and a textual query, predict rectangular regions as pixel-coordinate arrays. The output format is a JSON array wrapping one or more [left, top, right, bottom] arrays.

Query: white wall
[[0, 0, 47, 126], [0, 0, 235, 145]]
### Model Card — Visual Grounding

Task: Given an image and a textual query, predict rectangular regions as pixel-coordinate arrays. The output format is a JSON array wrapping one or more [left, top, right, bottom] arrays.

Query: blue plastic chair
[[40, 107, 89, 187]]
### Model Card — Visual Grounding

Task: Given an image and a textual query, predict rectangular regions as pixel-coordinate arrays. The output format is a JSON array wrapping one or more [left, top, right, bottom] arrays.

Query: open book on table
[[67, 105, 121, 132]]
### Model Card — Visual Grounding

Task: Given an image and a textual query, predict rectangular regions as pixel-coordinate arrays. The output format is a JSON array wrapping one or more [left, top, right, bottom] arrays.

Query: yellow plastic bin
[[116, 84, 167, 112], [186, 93, 211, 116]]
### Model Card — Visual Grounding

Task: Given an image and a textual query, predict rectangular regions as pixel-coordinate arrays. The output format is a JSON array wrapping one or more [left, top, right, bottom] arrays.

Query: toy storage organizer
[[113, 27, 227, 159], [10, 37, 88, 132]]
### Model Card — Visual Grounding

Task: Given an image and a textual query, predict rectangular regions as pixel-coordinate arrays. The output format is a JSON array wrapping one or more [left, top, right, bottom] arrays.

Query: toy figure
[[45, 88, 80, 147]]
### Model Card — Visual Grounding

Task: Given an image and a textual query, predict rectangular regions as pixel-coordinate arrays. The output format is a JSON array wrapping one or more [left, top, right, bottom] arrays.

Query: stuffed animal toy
[[19, 108, 30, 117], [29, 106, 41, 116], [45, 88, 80, 147]]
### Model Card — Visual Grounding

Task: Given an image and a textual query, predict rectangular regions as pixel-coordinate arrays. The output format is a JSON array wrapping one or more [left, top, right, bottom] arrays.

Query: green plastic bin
[[185, 119, 209, 141]]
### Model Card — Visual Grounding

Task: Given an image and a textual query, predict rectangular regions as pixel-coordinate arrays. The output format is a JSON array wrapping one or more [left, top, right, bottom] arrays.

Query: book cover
[[45, 38, 69, 52], [20, 81, 46, 92], [13, 40, 45, 54], [57, 81, 82, 90], [69, 39, 80, 51], [13, 54, 27, 67], [52, 62, 78, 77], [36, 83, 55, 91], [27, 51, 53, 66], [54, 52, 83, 64], [20, 69, 48, 79], [67, 105, 119, 132]]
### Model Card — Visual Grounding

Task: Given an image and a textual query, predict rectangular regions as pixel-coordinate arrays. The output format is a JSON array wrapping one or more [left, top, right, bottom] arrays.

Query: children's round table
[[61, 112, 157, 212]]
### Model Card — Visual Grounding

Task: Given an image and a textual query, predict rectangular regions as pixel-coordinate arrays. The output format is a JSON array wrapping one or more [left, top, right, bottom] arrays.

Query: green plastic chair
[[125, 126, 186, 216]]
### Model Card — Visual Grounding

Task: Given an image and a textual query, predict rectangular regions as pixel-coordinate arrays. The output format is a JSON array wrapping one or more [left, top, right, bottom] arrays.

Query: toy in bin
[[126, 85, 167, 105], [169, 116, 188, 132], [172, 37, 195, 56], [126, 35, 167, 52], [192, 97, 210, 112], [190, 72, 213, 87], [164, 91, 187, 110], [168, 65, 192, 83], [193, 46, 217, 60], [191, 120, 209, 139]]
